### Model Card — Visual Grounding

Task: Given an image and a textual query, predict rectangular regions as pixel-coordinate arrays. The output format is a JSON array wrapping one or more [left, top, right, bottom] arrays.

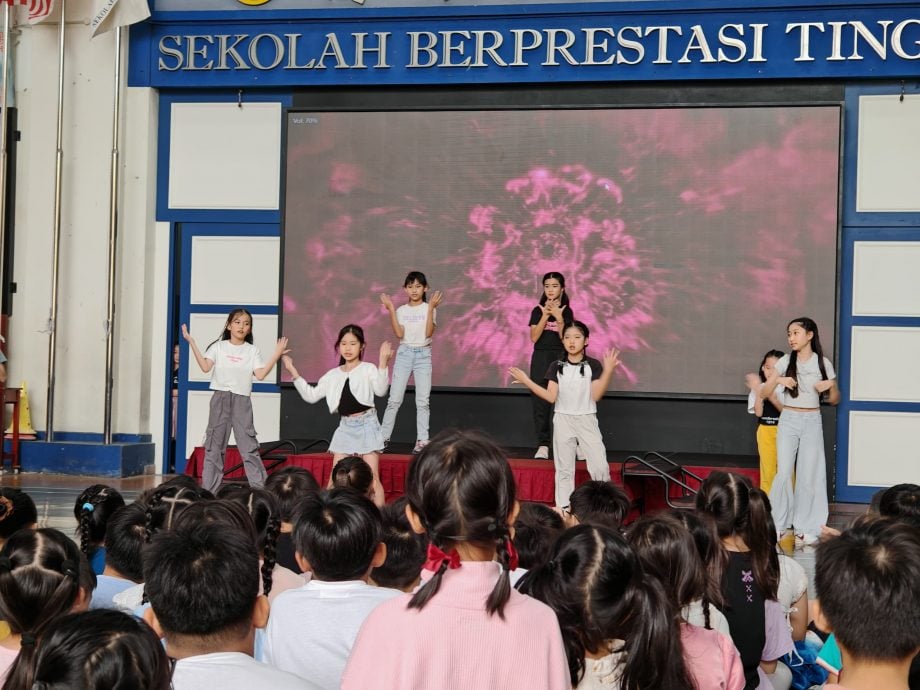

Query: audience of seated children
[[696, 471, 794, 690], [29, 609, 171, 690], [265, 467, 321, 574], [73, 484, 125, 575], [0, 490, 37, 548], [627, 512, 745, 689], [143, 520, 312, 690], [513, 502, 565, 570], [263, 487, 399, 689], [369, 496, 428, 592], [564, 480, 631, 530], [219, 486, 306, 601], [0, 528, 95, 688], [90, 503, 147, 611], [814, 516, 920, 690], [341, 429, 569, 690], [331, 456, 384, 507], [519, 523, 696, 690]]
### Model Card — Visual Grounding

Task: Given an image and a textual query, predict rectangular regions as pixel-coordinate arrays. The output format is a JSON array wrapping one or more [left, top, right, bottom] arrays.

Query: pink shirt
[[341, 561, 569, 690], [681, 623, 746, 690]]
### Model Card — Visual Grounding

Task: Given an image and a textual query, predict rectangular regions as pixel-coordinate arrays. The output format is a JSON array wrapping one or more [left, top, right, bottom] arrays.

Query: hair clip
[[0, 555, 12, 572], [61, 559, 78, 578], [20, 632, 36, 648], [82, 502, 95, 513], [506, 537, 519, 571]]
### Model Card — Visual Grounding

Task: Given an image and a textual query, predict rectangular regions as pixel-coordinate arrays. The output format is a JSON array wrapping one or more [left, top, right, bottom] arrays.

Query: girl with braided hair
[[0, 528, 95, 689], [342, 429, 569, 690], [72, 484, 125, 575]]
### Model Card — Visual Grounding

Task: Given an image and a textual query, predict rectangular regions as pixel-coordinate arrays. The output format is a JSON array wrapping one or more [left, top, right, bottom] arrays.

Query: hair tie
[[61, 559, 78, 579], [20, 633, 36, 648], [505, 537, 519, 571], [423, 543, 461, 572], [0, 555, 11, 573], [82, 502, 95, 513]]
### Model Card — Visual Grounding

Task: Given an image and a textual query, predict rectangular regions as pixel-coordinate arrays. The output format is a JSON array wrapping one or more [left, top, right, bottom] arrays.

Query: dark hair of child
[[517, 524, 695, 690], [538, 271, 571, 308], [371, 496, 428, 591], [30, 609, 172, 690], [816, 516, 920, 663], [670, 509, 727, 610], [207, 307, 255, 350], [0, 528, 96, 690], [331, 456, 375, 500], [73, 484, 125, 561], [512, 502, 564, 570], [0, 488, 38, 543], [217, 486, 284, 596], [144, 521, 260, 640], [404, 271, 429, 302], [405, 428, 517, 618], [757, 349, 786, 383], [878, 483, 920, 525], [627, 512, 713, 628], [783, 317, 829, 399], [292, 488, 382, 582], [568, 480, 631, 530], [103, 503, 148, 583], [334, 323, 366, 366], [265, 466, 321, 523], [142, 482, 211, 542], [695, 470, 779, 599]]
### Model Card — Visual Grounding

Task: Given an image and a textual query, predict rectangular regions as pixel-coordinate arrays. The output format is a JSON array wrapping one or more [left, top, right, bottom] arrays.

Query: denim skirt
[[329, 409, 385, 455]]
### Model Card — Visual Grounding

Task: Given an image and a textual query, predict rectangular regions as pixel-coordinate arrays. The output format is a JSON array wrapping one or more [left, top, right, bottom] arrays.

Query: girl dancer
[[182, 309, 289, 494], [761, 318, 839, 545], [379, 271, 443, 454], [745, 349, 786, 495], [528, 272, 573, 459], [282, 324, 392, 500], [509, 321, 619, 510]]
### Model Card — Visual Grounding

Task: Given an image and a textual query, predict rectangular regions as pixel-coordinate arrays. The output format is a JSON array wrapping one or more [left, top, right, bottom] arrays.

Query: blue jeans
[[380, 345, 432, 442]]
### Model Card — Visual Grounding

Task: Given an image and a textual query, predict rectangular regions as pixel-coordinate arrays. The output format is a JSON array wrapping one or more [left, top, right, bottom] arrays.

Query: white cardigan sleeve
[[372, 365, 389, 398], [292, 373, 328, 404]]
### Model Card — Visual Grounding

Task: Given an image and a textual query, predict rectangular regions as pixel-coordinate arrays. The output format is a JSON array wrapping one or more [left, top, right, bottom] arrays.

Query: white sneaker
[[534, 445, 550, 460], [412, 440, 428, 455], [795, 532, 819, 547]]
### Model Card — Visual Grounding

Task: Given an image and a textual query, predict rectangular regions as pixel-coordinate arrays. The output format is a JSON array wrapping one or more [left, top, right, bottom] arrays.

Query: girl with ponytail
[[73, 484, 125, 575], [696, 471, 794, 690], [518, 523, 697, 690], [342, 429, 568, 690], [0, 528, 95, 689]]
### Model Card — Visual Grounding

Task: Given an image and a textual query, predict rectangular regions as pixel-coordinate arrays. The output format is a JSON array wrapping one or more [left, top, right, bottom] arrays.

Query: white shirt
[[263, 579, 400, 690], [172, 652, 318, 690], [204, 340, 265, 396], [774, 353, 835, 409], [397, 303, 435, 347], [547, 357, 603, 416], [292, 362, 388, 414]]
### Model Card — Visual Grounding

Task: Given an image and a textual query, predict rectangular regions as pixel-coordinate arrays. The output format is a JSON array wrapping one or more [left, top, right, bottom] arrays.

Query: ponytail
[[486, 530, 513, 619], [745, 488, 779, 600]]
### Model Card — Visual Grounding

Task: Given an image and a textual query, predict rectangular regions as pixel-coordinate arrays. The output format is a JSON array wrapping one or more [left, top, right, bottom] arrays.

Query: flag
[[1, 0, 54, 24], [91, 0, 149, 38]]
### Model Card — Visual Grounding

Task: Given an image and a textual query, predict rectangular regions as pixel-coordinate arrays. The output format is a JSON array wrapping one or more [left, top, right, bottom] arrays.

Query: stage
[[185, 446, 759, 511]]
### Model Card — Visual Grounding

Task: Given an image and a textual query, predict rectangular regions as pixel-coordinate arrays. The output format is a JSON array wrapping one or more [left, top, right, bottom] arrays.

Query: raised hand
[[274, 336, 290, 357], [429, 290, 443, 308], [508, 366, 531, 385], [180, 324, 193, 343], [602, 348, 621, 371], [744, 373, 761, 391], [379, 341, 394, 367], [379, 294, 395, 311]]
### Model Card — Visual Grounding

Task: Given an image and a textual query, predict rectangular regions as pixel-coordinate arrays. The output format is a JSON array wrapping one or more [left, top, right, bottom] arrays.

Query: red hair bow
[[424, 543, 461, 572]]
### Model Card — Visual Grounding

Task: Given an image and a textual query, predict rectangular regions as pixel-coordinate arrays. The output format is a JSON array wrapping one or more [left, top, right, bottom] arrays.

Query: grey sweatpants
[[770, 408, 829, 536], [202, 390, 266, 494], [553, 412, 610, 508]]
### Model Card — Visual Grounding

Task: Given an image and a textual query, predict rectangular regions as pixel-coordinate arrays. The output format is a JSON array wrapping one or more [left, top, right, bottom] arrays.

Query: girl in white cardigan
[[282, 324, 392, 497]]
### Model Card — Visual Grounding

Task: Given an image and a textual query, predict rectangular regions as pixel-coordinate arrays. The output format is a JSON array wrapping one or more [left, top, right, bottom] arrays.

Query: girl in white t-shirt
[[761, 317, 839, 545], [182, 308, 289, 494], [282, 324, 393, 499], [509, 321, 620, 509], [379, 271, 442, 454]]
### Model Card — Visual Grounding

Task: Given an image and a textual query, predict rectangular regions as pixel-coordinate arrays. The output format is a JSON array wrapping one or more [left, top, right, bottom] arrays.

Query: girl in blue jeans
[[379, 272, 442, 454]]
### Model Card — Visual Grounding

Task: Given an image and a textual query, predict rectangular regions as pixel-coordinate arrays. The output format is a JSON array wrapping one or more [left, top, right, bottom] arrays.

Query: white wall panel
[[857, 94, 920, 212], [848, 411, 920, 486], [185, 391, 281, 459], [190, 236, 280, 305], [850, 327, 920, 402], [853, 242, 920, 316], [168, 102, 281, 210], [186, 313, 280, 383]]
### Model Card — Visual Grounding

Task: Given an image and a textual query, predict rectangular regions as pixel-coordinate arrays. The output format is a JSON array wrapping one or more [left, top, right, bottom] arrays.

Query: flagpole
[[46, 0, 67, 440], [0, 4, 10, 325], [103, 25, 122, 444]]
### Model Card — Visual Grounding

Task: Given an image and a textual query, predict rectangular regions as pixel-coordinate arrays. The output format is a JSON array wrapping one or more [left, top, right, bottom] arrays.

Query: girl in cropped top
[[745, 349, 786, 496], [761, 318, 839, 546]]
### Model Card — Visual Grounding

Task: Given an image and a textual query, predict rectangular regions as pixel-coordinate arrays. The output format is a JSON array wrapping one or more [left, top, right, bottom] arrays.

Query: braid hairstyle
[[696, 471, 779, 600], [142, 484, 210, 543], [784, 317, 829, 400], [217, 485, 283, 596], [517, 524, 695, 690], [405, 428, 517, 618], [0, 528, 95, 690], [30, 609, 172, 690], [73, 485, 125, 561]]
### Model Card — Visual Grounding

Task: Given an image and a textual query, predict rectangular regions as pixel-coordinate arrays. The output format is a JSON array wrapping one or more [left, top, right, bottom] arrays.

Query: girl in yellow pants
[[746, 350, 785, 494]]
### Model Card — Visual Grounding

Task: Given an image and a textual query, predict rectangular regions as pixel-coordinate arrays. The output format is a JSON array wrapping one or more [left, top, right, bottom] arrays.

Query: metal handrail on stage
[[621, 451, 703, 513], [221, 438, 329, 478]]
